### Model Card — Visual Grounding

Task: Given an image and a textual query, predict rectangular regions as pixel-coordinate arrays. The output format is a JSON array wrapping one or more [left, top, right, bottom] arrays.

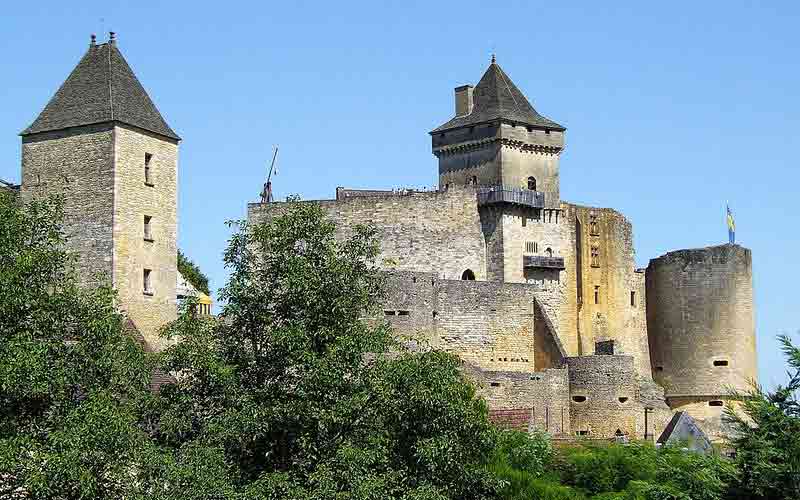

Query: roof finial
[[491, 53, 496, 64], [109, 31, 116, 44], [90, 34, 96, 47]]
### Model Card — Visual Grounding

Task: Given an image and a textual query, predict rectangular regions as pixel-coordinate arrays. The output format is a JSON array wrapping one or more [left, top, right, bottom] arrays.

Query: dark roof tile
[[432, 61, 564, 133], [21, 42, 179, 140]]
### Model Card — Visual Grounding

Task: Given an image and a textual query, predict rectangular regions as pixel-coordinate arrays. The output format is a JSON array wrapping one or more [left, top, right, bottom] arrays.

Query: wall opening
[[527, 176, 537, 191], [655, 366, 664, 372], [144, 153, 153, 186], [545, 247, 553, 257], [490, 382, 501, 387], [630, 291, 636, 307], [713, 360, 729, 367], [470, 175, 477, 186], [709, 400, 724, 407], [618, 397, 629, 404], [143, 269, 153, 295], [144, 215, 153, 241], [594, 286, 600, 305], [572, 395, 587, 403], [576, 430, 589, 436], [384, 310, 397, 316], [397, 310, 410, 316], [461, 269, 476, 280]]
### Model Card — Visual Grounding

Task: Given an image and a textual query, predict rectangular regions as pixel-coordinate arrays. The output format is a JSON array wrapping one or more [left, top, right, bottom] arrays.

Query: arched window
[[461, 269, 476, 281], [545, 247, 553, 257], [470, 175, 477, 186], [527, 176, 537, 191]]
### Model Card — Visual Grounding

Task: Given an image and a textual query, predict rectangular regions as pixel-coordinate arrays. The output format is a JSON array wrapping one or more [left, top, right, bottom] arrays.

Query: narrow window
[[470, 175, 477, 186], [594, 286, 600, 305], [534, 242, 538, 253], [144, 153, 153, 186], [143, 269, 153, 295], [384, 310, 397, 316], [461, 269, 476, 281], [709, 400, 724, 407], [398, 310, 410, 316], [590, 245, 601, 267], [143, 215, 153, 241], [545, 247, 553, 257], [527, 176, 537, 191], [713, 360, 729, 367], [630, 291, 636, 307], [522, 216, 527, 227]]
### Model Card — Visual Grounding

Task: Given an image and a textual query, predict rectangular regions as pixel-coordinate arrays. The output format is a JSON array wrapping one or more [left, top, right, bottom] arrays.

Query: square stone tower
[[430, 56, 565, 208], [20, 34, 180, 349], [430, 57, 567, 282]]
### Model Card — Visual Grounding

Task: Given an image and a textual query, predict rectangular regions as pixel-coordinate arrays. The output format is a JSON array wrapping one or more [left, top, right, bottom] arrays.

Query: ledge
[[477, 187, 545, 208], [523, 255, 565, 270]]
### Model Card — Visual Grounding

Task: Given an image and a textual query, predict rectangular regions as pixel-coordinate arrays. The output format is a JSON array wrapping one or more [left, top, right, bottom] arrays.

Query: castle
[[12, 36, 757, 443]]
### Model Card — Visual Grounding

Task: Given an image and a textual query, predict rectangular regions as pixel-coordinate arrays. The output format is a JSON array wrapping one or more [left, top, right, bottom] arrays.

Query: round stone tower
[[645, 244, 756, 437]]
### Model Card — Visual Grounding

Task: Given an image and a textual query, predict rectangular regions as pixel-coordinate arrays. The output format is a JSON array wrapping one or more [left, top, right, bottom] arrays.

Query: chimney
[[454, 85, 474, 117]]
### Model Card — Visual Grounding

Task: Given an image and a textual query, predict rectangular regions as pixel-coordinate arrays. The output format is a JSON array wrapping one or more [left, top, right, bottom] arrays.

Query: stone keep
[[19, 35, 179, 348], [249, 56, 756, 441]]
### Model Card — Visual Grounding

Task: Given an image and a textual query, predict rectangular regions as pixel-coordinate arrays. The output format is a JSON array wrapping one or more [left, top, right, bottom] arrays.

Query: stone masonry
[[249, 57, 757, 442], [14, 38, 757, 443]]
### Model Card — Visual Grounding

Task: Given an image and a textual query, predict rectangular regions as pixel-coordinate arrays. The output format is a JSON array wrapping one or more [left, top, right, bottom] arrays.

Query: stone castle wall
[[21, 124, 115, 288], [467, 364, 571, 436], [250, 187, 488, 282], [566, 355, 640, 437], [646, 244, 757, 398], [563, 204, 651, 379], [113, 125, 178, 348]]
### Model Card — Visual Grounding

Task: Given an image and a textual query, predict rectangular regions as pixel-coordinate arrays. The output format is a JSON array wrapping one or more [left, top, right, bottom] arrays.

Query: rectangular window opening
[[630, 291, 636, 307], [143, 269, 153, 295], [594, 286, 600, 305], [713, 360, 729, 367], [397, 310, 410, 316], [144, 215, 153, 241], [144, 153, 154, 186]]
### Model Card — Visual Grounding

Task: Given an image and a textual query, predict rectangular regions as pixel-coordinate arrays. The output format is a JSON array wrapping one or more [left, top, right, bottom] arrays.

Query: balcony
[[476, 187, 545, 209], [523, 255, 565, 270]]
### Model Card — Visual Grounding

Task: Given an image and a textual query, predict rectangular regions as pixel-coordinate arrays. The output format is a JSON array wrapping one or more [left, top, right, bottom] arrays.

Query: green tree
[[178, 249, 211, 295], [153, 201, 501, 498], [726, 334, 800, 499], [0, 193, 161, 498]]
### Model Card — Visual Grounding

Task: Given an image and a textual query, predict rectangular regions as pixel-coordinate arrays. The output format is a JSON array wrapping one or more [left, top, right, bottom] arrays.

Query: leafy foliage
[[725, 333, 800, 499], [178, 249, 211, 296], [153, 201, 501, 498], [0, 193, 159, 498]]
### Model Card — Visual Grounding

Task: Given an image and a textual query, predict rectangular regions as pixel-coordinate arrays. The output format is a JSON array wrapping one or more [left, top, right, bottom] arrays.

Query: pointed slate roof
[[432, 58, 564, 133], [21, 41, 179, 140]]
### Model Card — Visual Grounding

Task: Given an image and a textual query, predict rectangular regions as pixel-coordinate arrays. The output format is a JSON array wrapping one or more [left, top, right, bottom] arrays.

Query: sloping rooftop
[[21, 36, 179, 140], [432, 57, 564, 133]]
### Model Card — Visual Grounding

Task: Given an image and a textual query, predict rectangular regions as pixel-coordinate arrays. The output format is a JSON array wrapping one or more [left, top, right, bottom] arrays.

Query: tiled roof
[[21, 41, 179, 140], [432, 60, 564, 133]]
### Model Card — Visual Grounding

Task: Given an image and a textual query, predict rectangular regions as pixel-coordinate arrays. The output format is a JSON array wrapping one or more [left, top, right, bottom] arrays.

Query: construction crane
[[260, 146, 279, 204]]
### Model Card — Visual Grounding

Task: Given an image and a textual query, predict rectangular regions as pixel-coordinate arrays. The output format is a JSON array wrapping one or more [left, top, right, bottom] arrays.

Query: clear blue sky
[[2, 2, 797, 387]]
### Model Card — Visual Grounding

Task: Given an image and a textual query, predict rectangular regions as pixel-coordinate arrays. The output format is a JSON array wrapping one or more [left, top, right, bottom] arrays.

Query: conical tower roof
[[432, 58, 564, 133], [21, 38, 179, 140]]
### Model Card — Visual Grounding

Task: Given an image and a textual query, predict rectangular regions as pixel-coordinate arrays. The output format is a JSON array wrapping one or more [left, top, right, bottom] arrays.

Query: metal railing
[[476, 187, 545, 208], [523, 255, 565, 270]]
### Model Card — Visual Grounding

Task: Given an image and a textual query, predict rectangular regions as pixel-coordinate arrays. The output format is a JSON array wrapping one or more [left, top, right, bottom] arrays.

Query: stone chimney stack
[[454, 85, 474, 116]]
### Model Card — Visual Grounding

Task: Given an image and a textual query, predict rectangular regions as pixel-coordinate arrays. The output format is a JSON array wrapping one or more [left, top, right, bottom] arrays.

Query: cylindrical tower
[[566, 355, 640, 438], [645, 244, 756, 408]]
